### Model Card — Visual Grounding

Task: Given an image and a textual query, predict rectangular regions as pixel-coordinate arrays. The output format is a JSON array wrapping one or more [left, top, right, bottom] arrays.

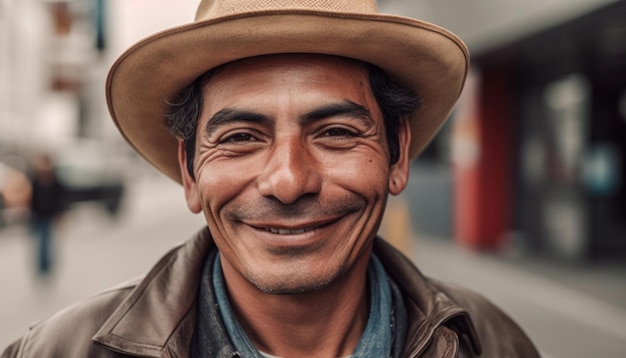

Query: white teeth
[[265, 227, 309, 234]]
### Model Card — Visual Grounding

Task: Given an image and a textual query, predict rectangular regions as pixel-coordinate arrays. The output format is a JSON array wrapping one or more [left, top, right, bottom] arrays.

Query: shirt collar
[[204, 253, 396, 358]]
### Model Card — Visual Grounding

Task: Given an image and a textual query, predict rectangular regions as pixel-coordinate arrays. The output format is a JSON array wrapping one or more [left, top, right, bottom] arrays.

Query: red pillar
[[453, 67, 513, 250]]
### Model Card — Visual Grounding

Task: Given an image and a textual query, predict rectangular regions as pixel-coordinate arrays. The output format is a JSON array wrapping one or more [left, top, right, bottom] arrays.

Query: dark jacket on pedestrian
[[28, 168, 65, 221], [1, 227, 540, 357]]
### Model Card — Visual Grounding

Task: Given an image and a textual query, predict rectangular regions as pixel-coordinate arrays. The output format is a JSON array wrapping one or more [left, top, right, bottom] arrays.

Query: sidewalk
[[408, 233, 626, 358], [412, 233, 626, 312]]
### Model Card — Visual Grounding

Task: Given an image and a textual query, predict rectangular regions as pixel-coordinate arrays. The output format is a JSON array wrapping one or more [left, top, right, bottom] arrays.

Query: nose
[[257, 137, 322, 204]]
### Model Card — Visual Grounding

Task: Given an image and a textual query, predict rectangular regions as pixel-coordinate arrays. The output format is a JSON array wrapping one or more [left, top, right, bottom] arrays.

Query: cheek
[[326, 154, 390, 194], [196, 161, 255, 214]]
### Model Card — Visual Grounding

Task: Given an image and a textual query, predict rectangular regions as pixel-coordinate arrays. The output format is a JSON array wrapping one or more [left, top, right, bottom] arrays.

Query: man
[[2, 0, 540, 357], [28, 153, 66, 276]]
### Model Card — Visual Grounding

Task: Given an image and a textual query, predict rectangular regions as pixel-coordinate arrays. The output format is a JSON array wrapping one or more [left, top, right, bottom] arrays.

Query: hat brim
[[106, 10, 469, 183]]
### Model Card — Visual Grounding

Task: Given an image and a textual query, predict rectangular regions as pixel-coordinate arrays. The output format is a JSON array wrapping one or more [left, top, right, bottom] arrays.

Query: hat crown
[[196, 0, 379, 20]]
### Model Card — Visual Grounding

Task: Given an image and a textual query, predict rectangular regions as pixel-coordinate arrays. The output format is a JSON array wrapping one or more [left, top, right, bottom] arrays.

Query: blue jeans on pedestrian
[[33, 218, 53, 274]]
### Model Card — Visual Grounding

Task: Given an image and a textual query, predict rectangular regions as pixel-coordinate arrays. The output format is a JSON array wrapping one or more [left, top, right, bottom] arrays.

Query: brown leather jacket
[[2, 227, 539, 357]]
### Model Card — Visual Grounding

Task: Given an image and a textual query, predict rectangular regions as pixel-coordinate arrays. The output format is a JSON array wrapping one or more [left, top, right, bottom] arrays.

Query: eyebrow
[[299, 100, 374, 128], [204, 100, 374, 137], [204, 109, 269, 137]]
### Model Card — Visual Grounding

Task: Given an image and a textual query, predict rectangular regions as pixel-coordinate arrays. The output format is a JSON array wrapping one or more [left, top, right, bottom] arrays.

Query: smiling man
[[182, 55, 403, 297], [2, 1, 539, 357]]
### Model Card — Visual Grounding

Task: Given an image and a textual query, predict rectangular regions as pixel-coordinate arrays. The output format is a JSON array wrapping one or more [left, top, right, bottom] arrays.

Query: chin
[[247, 266, 340, 295]]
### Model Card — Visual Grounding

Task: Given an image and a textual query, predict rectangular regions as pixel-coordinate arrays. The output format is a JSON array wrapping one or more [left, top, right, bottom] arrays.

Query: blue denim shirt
[[191, 250, 407, 358]]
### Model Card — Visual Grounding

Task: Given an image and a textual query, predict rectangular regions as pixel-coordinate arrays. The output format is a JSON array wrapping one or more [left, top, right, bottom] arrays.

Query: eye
[[321, 127, 358, 138], [221, 132, 257, 143]]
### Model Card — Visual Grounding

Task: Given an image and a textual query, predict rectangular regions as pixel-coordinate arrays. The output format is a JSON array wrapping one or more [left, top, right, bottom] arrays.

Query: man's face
[[180, 54, 410, 294]]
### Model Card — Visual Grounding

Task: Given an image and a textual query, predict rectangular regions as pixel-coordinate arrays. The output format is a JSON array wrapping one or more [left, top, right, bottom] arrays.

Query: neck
[[222, 255, 370, 358]]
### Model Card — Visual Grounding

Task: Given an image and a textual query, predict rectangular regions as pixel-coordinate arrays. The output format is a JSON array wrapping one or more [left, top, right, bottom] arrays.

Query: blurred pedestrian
[[28, 153, 65, 276], [2, 0, 540, 357], [0, 161, 32, 226]]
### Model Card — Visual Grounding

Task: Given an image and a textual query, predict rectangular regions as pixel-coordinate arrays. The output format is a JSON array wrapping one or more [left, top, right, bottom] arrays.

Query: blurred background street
[[1, 0, 626, 357], [0, 172, 205, 348]]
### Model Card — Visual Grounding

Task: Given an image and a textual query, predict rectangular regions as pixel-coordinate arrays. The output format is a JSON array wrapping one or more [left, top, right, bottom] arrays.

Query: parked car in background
[[0, 141, 127, 228], [55, 141, 126, 216]]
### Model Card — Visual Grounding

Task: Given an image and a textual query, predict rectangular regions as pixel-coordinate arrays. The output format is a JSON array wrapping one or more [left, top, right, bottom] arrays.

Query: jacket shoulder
[[430, 279, 541, 358], [1, 279, 140, 358]]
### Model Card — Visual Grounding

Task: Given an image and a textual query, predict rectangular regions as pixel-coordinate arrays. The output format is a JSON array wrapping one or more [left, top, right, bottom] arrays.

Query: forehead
[[203, 54, 373, 105], [214, 53, 369, 81]]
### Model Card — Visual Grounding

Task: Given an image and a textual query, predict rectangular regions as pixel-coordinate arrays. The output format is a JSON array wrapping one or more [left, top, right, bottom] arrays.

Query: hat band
[[196, 0, 378, 20]]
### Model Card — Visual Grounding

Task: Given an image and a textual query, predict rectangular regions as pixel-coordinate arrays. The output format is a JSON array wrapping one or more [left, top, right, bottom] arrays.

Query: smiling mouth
[[263, 226, 317, 235], [252, 215, 345, 236]]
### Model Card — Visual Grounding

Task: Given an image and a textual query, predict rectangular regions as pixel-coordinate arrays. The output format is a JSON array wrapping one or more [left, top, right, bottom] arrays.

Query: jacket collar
[[373, 239, 482, 356], [92, 228, 481, 357]]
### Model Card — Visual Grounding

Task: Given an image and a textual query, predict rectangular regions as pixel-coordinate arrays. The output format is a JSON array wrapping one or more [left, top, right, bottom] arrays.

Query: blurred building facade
[[1, 0, 114, 170], [390, 0, 626, 261], [0, 0, 197, 170]]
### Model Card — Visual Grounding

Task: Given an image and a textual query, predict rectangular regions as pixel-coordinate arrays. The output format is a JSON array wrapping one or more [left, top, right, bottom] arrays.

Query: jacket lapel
[[92, 227, 213, 357]]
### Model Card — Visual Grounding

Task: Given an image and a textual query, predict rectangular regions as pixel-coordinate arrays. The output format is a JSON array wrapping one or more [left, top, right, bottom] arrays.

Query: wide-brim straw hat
[[106, 0, 469, 183]]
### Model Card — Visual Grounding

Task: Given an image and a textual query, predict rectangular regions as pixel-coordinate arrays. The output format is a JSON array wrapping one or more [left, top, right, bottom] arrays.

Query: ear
[[178, 140, 202, 213], [388, 118, 411, 195]]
